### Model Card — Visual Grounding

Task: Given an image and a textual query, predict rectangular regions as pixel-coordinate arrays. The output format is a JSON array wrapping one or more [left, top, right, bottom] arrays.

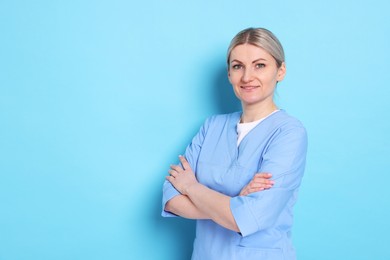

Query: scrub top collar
[[228, 110, 284, 159]]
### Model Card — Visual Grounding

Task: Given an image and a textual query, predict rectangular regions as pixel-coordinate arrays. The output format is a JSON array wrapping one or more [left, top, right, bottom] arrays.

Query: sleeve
[[161, 117, 210, 217], [230, 124, 308, 236]]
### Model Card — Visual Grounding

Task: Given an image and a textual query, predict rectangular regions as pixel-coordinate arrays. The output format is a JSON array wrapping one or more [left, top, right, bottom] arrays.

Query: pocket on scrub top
[[235, 246, 284, 259]]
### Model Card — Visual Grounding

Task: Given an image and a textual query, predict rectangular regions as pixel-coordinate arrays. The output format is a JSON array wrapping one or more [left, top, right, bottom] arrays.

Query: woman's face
[[228, 44, 286, 108]]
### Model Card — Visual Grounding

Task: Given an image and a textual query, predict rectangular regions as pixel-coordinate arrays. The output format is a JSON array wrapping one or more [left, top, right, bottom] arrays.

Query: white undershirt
[[237, 110, 279, 146]]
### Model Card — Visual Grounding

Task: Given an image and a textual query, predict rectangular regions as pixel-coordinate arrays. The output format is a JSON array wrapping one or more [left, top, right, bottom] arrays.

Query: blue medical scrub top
[[162, 110, 308, 260]]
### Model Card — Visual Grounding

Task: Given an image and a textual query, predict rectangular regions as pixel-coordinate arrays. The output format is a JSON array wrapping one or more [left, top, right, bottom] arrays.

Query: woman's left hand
[[239, 173, 274, 196], [166, 155, 198, 195]]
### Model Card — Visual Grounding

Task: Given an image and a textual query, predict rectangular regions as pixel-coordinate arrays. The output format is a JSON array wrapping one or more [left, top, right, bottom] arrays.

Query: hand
[[166, 155, 198, 195], [239, 173, 274, 196]]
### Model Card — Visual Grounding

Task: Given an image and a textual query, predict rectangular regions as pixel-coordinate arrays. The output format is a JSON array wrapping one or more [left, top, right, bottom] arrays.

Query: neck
[[241, 102, 278, 123]]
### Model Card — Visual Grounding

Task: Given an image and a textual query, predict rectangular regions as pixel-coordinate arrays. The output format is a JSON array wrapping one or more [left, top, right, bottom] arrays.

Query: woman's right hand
[[239, 173, 274, 196]]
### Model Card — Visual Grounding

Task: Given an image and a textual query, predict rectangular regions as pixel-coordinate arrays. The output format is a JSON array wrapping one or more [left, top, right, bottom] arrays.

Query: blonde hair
[[227, 28, 285, 68]]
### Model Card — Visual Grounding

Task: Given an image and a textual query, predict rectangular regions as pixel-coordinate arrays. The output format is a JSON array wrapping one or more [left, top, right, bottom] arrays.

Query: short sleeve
[[161, 118, 210, 217], [230, 124, 308, 236]]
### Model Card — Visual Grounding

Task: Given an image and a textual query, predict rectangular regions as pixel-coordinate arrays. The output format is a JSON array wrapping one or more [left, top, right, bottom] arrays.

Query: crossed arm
[[165, 156, 274, 232]]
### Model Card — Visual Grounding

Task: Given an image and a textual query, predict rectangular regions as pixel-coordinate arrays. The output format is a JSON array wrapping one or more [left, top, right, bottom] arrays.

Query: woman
[[162, 27, 307, 260]]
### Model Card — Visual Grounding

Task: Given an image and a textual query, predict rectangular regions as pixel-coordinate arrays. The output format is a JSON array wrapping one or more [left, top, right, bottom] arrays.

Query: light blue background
[[1, 1, 389, 259]]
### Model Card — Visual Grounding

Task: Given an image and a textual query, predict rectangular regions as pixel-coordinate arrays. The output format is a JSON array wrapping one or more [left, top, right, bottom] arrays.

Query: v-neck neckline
[[227, 112, 241, 161], [228, 110, 283, 161]]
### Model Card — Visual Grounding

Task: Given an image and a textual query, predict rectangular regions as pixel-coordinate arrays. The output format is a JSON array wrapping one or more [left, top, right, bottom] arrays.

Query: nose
[[241, 68, 254, 83]]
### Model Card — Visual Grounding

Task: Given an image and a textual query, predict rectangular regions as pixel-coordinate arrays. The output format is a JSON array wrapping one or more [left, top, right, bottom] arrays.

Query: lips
[[241, 85, 259, 90]]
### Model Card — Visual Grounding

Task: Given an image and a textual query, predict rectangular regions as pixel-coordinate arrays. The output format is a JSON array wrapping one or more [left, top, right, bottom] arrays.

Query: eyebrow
[[252, 58, 267, 63], [230, 58, 268, 64]]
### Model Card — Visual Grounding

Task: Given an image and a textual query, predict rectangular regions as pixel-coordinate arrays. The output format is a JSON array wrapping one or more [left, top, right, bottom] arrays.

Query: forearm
[[167, 155, 239, 232], [185, 183, 240, 232], [165, 194, 209, 219]]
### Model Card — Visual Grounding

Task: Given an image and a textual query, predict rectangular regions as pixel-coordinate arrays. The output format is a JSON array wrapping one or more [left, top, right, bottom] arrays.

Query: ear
[[227, 67, 232, 84], [276, 62, 286, 82]]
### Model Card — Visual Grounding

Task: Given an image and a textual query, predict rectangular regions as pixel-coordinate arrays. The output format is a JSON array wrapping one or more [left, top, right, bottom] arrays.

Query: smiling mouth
[[241, 86, 259, 90]]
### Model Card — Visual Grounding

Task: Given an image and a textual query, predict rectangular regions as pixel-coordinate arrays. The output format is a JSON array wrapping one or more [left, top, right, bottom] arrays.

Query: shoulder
[[261, 111, 308, 161], [264, 110, 308, 145], [271, 110, 306, 132]]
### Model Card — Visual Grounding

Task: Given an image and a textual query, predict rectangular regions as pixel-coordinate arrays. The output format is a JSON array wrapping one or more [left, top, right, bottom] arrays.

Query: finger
[[249, 182, 272, 189], [243, 184, 266, 193], [250, 187, 265, 192], [240, 188, 249, 196], [239, 185, 250, 196], [249, 179, 274, 188], [241, 187, 264, 196], [255, 172, 272, 178], [168, 169, 177, 177], [257, 179, 273, 186], [256, 178, 275, 185], [170, 164, 183, 172], [253, 176, 274, 185], [166, 175, 174, 183], [240, 191, 248, 196], [178, 155, 191, 170]]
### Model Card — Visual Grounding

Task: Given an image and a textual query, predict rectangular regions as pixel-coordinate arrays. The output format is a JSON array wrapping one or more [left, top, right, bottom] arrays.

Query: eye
[[231, 64, 243, 70], [255, 63, 266, 69]]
